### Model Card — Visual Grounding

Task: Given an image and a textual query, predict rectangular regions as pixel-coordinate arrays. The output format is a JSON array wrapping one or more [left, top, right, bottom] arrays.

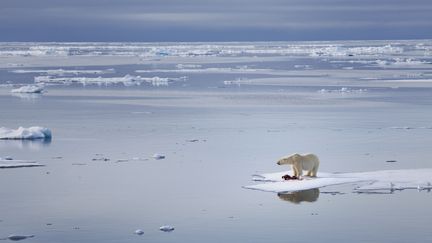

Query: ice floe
[[244, 169, 432, 193], [134, 229, 144, 235], [34, 75, 186, 87], [0, 41, 412, 59], [10, 68, 115, 75], [152, 154, 166, 160], [135, 66, 268, 74], [4, 234, 35, 241], [159, 225, 174, 232], [388, 126, 432, 130], [0, 159, 44, 168], [223, 78, 251, 85], [0, 126, 52, 140], [318, 87, 367, 93], [11, 85, 44, 93], [116, 157, 148, 163], [176, 64, 202, 69]]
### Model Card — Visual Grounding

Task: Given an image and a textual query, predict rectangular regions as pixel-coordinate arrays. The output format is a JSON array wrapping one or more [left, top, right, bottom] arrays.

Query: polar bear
[[277, 153, 320, 177]]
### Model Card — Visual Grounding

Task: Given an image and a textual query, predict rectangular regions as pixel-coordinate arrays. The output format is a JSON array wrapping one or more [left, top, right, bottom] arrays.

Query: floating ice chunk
[[318, 87, 367, 93], [115, 157, 148, 163], [11, 93, 42, 100], [7, 234, 34, 241], [294, 64, 312, 69], [134, 229, 144, 235], [245, 169, 432, 193], [11, 85, 44, 94], [136, 67, 266, 74], [159, 225, 174, 232], [0, 159, 44, 169], [152, 154, 165, 160], [10, 68, 115, 75], [176, 64, 202, 69], [0, 126, 52, 140], [223, 78, 250, 85], [34, 74, 186, 87]]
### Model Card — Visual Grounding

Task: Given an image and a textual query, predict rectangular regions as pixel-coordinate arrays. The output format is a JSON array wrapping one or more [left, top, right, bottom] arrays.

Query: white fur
[[277, 153, 320, 177]]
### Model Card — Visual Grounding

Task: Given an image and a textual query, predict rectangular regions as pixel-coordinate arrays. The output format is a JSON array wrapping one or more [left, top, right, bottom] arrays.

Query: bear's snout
[[277, 161, 280, 165]]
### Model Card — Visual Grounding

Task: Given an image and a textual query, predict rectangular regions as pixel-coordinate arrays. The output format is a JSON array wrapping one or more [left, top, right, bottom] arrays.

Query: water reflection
[[0, 138, 52, 150], [277, 188, 320, 204], [11, 93, 43, 100]]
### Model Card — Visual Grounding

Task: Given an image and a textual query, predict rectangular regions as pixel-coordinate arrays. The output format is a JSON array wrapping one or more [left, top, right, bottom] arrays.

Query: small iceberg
[[159, 225, 174, 232], [0, 126, 52, 140], [134, 229, 144, 235], [11, 85, 44, 94], [152, 154, 165, 160], [6, 234, 34, 241]]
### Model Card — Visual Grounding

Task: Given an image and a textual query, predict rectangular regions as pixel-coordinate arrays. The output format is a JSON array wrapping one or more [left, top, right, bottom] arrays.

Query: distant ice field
[[1, 40, 432, 90]]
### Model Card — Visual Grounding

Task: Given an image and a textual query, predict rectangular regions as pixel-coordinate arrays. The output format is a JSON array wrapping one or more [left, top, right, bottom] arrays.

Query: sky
[[1, 0, 432, 42]]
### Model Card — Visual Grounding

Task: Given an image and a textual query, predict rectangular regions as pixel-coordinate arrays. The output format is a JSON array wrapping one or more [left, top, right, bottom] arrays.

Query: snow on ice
[[159, 225, 175, 232], [34, 75, 187, 87], [244, 169, 432, 193], [0, 126, 52, 140], [11, 85, 44, 93]]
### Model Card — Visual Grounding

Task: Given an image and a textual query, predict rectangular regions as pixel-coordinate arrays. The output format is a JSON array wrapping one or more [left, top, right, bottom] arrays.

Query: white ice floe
[[176, 64, 202, 69], [318, 87, 367, 93], [223, 78, 251, 85], [116, 157, 148, 163], [0, 126, 52, 140], [389, 126, 432, 130], [159, 225, 174, 232], [152, 154, 166, 160], [5, 234, 35, 241], [11, 85, 44, 93], [134, 229, 144, 235], [0, 159, 44, 168], [136, 67, 268, 74], [0, 42, 407, 58], [34, 74, 187, 87], [10, 68, 115, 75], [244, 169, 432, 193]]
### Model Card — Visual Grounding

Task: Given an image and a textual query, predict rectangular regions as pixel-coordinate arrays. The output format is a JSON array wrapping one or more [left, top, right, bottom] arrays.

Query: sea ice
[[318, 87, 367, 93], [11, 85, 44, 94], [6, 234, 35, 241], [159, 225, 174, 232], [0, 126, 52, 140], [134, 229, 144, 235], [244, 169, 432, 193], [0, 159, 44, 169], [10, 68, 115, 75], [152, 154, 166, 160], [34, 74, 187, 87]]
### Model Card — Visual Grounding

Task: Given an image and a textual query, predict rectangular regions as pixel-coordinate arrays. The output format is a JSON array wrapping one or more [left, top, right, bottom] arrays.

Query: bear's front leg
[[291, 165, 298, 177], [293, 163, 303, 177]]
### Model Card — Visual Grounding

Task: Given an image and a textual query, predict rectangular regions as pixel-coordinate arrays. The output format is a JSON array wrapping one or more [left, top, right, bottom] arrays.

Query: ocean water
[[1, 41, 432, 242]]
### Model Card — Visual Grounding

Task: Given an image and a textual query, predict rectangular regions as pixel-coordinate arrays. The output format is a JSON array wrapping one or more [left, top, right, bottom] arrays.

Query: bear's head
[[277, 153, 300, 165]]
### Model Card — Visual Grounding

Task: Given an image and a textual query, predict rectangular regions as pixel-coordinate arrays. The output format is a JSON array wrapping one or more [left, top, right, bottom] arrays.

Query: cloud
[[1, 0, 432, 41]]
